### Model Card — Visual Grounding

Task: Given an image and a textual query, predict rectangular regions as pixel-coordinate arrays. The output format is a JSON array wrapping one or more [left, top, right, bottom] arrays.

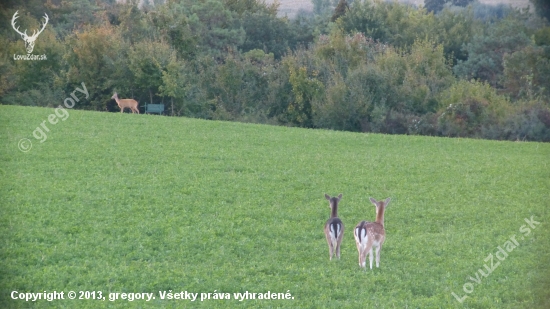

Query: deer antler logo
[[11, 10, 49, 54]]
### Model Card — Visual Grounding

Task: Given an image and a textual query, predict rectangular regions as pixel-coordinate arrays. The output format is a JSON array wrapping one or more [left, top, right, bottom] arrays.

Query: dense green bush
[[436, 79, 514, 138], [531, 0, 550, 21], [1, 0, 549, 141], [502, 45, 550, 100], [453, 17, 532, 88], [312, 64, 388, 131]]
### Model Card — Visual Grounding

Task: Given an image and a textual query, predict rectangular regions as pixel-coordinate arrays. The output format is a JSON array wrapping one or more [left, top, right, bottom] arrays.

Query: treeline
[[1, 0, 550, 141]]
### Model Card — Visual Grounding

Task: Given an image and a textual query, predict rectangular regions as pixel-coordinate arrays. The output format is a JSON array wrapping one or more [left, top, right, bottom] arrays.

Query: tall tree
[[64, 26, 129, 110], [424, 0, 446, 13], [150, 2, 198, 60], [331, 0, 348, 22], [128, 39, 173, 104], [530, 0, 550, 21], [453, 17, 532, 88], [187, 0, 245, 57], [159, 54, 187, 116], [240, 10, 293, 59]]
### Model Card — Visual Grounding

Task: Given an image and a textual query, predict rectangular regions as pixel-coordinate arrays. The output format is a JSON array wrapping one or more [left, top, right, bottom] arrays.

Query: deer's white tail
[[329, 221, 341, 249], [354, 224, 367, 251], [354, 221, 370, 268], [324, 194, 344, 260]]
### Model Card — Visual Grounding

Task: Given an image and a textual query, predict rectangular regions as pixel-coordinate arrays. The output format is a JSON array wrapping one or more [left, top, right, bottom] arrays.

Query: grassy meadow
[[0, 105, 549, 308]]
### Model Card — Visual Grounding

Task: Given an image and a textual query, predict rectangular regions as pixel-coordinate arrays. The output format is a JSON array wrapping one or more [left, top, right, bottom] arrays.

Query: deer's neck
[[330, 203, 338, 218], [375, 207, 385, 226]]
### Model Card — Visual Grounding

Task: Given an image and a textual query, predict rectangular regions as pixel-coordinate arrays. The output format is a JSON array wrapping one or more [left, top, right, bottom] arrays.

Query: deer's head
[[11, 11, 49, 54]]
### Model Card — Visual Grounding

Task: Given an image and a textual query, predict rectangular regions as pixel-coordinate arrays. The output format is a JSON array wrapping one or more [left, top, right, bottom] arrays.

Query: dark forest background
[[1, 0, 550, 141]]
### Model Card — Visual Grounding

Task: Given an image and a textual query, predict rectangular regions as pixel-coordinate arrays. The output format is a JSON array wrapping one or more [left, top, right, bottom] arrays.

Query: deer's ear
[[369, 197, 377, 205], [324, 194, 330, 201], [337, 193, 342, 200], [384, 197, 391, 206]]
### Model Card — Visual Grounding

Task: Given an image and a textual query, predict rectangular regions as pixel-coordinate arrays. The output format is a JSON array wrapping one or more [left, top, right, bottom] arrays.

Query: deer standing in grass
[[324, 194, 344, 260], [354, 197, 391, 269], [111, 92, 139, 114]]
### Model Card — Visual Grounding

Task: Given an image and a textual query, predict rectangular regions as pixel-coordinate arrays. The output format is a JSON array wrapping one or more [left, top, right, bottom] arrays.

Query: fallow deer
[[111, 92, 139, 114], [354, 197, 391, 269], [324, 193, 344, 260]]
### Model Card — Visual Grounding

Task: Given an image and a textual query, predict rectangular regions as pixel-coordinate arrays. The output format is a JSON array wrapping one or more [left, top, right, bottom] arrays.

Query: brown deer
[[324, 194, 344, 260], [354, 197, 391, 269], [111, 92, 139, 114]]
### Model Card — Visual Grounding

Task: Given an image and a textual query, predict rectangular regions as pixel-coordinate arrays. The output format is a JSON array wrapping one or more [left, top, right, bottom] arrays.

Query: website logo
[[11, 10, 48, 60]]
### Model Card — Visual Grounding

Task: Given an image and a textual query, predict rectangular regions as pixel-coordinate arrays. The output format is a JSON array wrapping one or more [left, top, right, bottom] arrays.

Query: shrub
[[483, 102, 550, 141], [453, 17, 532, 88], [437, 79, 511, 137], [502, 45, 550, 100], [377, 40, 455, 114], [312, 64, 390, 131]]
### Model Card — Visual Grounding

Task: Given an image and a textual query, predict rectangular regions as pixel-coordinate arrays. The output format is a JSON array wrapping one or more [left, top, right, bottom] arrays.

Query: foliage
[[425, 0, 474, 13], [284, 58, 324, 127], [313, 63, 388, 132], [453, 17, 532, 88], [312, 0, 332, 16], [158, 53, 186, 116], [44, 0, 104, 36], [435, 7, 476, 63], [338, 0, 440, 49], [469, 1, 512, 21], [186, 0, 246, 58], [1, 0, 550, 141], [337, 0, 475, 65], [0, 26, 65, 106], [424, 0, 446, 13], [437, 79, 510, 137], [149, 2, 198, 60], [530, 0, 550, 21], [63, 25, 130, 110], [502, 45, 550, 100], [378, 40, 455, 114], [114, 1, 153, 44], [223, 0, 278, 16], [534, 26, 550, 46], [497, 101, 550, 141], [331, 0, 349, 22], [128, 39, 174, 104], [314, 31, 379, 75], [239, 10, 294, 59]]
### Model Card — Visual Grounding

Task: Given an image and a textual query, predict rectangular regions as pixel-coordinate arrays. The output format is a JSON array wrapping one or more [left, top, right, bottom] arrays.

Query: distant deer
[[354, 197, 391, 269], [324, 194, 344, 260], [111, 92, 139, 114]]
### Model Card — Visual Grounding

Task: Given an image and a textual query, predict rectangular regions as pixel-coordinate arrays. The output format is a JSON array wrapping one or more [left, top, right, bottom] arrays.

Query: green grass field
[[1, 105, 549, 308]]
